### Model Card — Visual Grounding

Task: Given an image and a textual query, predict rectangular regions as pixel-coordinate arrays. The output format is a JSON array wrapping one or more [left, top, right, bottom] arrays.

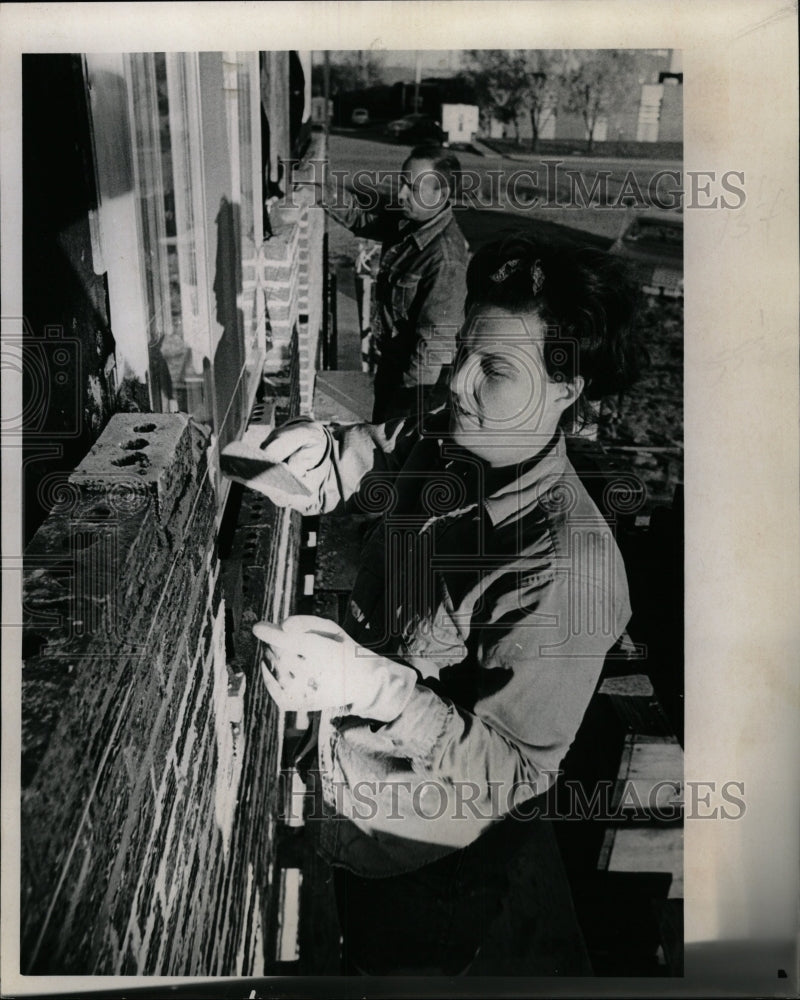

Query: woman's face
[[448, 305, 582, 466]]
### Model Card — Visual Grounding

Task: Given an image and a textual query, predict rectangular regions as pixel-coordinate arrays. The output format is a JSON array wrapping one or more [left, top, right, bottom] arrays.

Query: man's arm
[[310, 175, 397, 242]]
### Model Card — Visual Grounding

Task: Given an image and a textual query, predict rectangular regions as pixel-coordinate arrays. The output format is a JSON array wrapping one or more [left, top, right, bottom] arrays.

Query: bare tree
[[518, 50, 562, 153], [465, 50, 562, 151], [465, 50, 528, 145], [561, 49, 638, 154], [313, 51, 382, 94]]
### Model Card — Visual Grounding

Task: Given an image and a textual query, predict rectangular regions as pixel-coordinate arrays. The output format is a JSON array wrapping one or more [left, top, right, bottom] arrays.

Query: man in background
[[321, 143, 469, 421]]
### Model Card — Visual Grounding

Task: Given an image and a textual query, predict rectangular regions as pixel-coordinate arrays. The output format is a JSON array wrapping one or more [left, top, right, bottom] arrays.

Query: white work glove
[[253, 615, 417, 721], [220, 420, 329, 512]]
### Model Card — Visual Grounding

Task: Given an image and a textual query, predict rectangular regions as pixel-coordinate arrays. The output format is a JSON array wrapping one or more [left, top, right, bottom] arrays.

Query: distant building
[[311, 95, 333, 124], [441, 103, 480, 144]]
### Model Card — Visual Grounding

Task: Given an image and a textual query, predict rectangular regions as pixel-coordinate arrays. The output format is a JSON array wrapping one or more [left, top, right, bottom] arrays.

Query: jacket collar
[[398, 205, 454, 250], [483, 432, 569, 528], [435, 420, 570, 530]]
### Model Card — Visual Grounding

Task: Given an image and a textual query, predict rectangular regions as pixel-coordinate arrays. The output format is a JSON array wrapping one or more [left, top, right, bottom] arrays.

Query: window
[[87, 51, 266, 456]]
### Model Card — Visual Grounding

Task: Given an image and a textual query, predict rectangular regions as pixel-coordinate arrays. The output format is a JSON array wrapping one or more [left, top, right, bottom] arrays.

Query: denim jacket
[[293, 409, 631, 876], [324, 192, 469, 395]]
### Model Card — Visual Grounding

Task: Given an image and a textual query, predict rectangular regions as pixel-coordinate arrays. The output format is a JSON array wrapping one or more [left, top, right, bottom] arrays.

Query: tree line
[[465, 49, 640, 154], [313, 49, 648, 155]]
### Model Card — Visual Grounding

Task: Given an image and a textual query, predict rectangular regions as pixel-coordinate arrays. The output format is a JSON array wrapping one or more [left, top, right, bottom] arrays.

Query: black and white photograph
[[1, 2, 797, 996]]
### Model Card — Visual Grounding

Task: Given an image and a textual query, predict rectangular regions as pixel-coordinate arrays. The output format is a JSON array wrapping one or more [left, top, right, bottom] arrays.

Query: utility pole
[[323, 50, 330, 131], [413, 50, 421, 113]]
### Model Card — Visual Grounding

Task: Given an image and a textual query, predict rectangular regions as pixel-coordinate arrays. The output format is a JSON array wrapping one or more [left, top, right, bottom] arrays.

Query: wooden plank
[[601, 692, 676, 738], [598, 673, 653, 697], [605, 826, 683, 898], [313, 370, 374, 423], [612, 735, 683, 816]]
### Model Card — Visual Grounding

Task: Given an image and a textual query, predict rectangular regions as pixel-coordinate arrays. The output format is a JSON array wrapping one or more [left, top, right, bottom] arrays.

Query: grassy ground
[[478, 136, 684, 162]]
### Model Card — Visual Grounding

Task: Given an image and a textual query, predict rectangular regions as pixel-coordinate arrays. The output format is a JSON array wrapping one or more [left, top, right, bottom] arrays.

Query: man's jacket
[[325, 190, 469, 404], [290, 409, 632, 876]]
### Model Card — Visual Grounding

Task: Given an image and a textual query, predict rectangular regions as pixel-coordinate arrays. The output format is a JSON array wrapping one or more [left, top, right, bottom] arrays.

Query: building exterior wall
[[441, 103, 479, 143], [21, 55, 134, 546], [19, 50, 325, 975], [658, 81, 683, 142]]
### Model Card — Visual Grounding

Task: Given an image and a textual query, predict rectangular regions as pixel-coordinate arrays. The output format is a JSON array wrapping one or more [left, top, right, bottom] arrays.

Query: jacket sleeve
[[364, 558, 631, 818], [403, 247, 468, 388], [322, 176, 395, 242]]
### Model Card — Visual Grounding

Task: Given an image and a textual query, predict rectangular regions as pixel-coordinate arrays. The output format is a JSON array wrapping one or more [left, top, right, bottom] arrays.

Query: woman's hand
[[254, 616, 354, 712], [253, 615, 417, 720], [221, 421, 329, 511]]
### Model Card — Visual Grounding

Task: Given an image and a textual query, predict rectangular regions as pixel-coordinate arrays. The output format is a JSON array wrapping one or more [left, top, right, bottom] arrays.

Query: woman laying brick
[[223, 235, 642, 975]]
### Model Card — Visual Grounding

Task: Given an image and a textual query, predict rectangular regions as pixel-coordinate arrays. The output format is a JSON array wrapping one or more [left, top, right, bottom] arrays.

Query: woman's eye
[[480, 357, 515, 379]]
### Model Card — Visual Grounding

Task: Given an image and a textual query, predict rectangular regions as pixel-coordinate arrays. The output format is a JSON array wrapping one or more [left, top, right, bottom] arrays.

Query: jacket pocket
[[390, 274, 419, 323]]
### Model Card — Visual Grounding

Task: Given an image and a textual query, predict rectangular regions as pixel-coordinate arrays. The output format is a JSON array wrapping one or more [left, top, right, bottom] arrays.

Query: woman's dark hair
[[405, 143, 462, 199], [465, 234, 645, 426]]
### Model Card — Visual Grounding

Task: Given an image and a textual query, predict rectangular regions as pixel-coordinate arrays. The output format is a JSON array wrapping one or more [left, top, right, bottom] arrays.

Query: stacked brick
[[261, 208, 301, 376], [20, 412, 298, 974], [262, 131, 327, 415], [296, 206, 326, 415], [293, 131, 327, 415]]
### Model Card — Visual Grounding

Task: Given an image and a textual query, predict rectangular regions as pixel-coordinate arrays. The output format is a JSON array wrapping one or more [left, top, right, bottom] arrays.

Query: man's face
[[398, 158, 448, 222], [449, 306, 583, 466]]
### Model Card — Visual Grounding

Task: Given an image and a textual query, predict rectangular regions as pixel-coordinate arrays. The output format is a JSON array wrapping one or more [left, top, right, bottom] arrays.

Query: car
[[608, 210, 683, 298], [384, 113, 445, 143], [350, 108, 370, 126]]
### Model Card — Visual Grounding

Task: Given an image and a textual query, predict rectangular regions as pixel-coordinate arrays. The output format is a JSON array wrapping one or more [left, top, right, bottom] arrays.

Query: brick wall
[[262, 209, 302, 374], [262, 131, 327, 416], [21, 411, 300, 974]]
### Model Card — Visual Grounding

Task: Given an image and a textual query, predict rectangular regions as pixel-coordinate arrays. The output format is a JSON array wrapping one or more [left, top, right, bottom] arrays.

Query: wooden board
[[313, 370, 374, 423], [612, 735, 683, 815], [603, 826, 683, 899]]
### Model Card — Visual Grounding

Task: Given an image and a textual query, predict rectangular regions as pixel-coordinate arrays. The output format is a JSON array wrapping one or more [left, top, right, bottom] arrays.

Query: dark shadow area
[[212, 197, 247, 453], [456, 207, 614, 253], [21, 55, 141, 546]]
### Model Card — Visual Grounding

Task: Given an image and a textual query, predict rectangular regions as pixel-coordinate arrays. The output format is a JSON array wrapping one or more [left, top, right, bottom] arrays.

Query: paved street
[[326, 131, 682, 252]]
